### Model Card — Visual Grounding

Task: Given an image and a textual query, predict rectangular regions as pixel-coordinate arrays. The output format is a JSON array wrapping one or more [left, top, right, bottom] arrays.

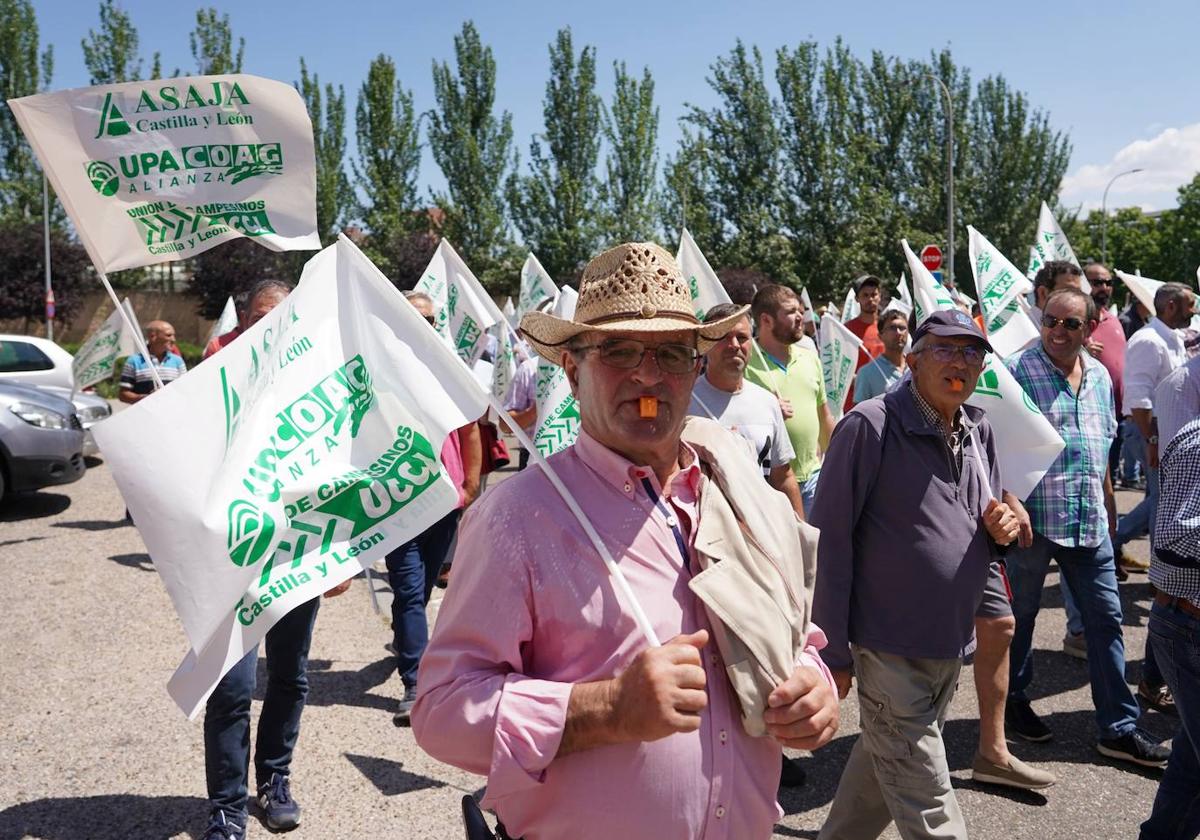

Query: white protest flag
[[1033, 201, 1090, 293], [967, 356, 1065, 500], [677, 227, 731, 319], [903, 238, 956, 325], [840, 287, 860, 324], [800, 287, 818, 323], [92, 237, 488, 716], [1115, 269, 1163, 315], [968, 226, 1039, 359], [8, 75, 320, 274], [532, 290, 581, 457], [205, 296, 239, 347], [491, 321, 517, 402], [897, 273, 913, 307], [71, 298, 138, 390], [1026, 246, 1041, 282], [502, 296, 517, 328], [826, 301, 841, 320], [882, 297, 912, 319], [818, 314, 864, 420], [517, 253, 559, 319], [415, 240, 499, 365]]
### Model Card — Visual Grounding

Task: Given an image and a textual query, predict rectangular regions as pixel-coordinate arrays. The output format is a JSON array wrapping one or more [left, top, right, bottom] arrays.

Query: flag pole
[[97, 269, 165, 391]]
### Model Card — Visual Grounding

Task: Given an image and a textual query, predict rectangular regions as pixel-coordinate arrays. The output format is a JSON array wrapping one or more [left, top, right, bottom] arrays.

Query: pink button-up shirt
[[412, 429, 830, 840]]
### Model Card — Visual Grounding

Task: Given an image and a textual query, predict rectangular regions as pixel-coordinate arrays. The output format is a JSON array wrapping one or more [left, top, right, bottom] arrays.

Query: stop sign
[[920, 244, 943, 271]]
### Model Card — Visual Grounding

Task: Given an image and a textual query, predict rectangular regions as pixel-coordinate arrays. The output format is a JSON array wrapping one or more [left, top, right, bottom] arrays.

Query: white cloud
[[1059, 123, 1200, 213]]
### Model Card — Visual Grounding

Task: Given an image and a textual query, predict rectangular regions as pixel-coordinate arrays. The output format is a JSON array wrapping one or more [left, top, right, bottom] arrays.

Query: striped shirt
[[119, 351, 186, 395], [1152, 417, 1200, 603], [1008, 345, 1116, 548]]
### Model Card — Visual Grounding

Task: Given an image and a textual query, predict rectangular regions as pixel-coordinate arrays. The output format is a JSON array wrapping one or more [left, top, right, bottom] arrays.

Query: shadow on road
[[0, 793, 207, 839], [252, 655, 396, 712], [55, 519, 129, 532], [0, 535, 47, 548], [109, 552, 155, 572], [0, 492, 70, 521], [343, 753, 447, 796]]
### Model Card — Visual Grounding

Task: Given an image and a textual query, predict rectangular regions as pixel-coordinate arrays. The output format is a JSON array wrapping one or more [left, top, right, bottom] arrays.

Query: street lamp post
[[1101, 168, 1144, 266], [924, 74, 955, 289]]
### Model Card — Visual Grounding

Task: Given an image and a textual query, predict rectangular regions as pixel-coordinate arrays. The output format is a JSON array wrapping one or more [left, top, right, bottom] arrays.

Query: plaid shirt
[[1008, 345, 1116, 548], [1152, 416, 1200, 603], [909, 379, 966, 473]]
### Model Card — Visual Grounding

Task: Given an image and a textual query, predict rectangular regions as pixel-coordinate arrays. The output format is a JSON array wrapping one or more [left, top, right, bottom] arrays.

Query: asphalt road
[[0, 448, 1176, 840]]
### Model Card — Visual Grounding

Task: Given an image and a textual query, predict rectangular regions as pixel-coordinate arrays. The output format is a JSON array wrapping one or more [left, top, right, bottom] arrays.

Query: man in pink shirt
[[412, 243, 839, 840]]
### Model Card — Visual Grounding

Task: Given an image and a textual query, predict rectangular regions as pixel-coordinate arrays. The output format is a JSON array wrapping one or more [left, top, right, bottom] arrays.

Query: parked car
[[0, 334, 75, 389], [0, 381, 112, 457], [0, 381, 85, 497]]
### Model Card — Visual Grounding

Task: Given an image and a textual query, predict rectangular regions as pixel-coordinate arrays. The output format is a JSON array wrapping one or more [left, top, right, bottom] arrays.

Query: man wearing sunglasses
[[413, 243, 839, 840], [812, 309, 1025, 839], [1003, 288, 1171, 769]]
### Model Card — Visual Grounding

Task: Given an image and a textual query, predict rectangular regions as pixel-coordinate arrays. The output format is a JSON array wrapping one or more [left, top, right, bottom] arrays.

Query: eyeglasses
[[920, 344, 987, 367], [1089, 278, 1113, 287], [1041, 314, 1086, 331], [573, 338, 700, 374]]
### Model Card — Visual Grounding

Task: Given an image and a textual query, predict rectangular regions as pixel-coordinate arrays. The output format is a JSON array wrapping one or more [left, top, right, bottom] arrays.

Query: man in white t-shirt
[[689, 303, 805, 519]]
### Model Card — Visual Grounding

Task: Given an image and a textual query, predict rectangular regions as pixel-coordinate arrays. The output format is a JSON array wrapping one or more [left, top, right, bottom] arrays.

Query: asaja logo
[[94, 92, 131, 138], [86, 160, 119, 196]]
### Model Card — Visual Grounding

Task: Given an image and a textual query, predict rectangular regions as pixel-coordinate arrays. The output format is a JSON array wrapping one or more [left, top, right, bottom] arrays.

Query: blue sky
[[33, 0, 1200, 215]]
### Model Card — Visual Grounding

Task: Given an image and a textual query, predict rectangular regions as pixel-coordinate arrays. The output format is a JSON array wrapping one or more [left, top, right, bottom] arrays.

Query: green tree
[[0, 219, 91, 329], [0, 0, 53, 222], [298, 58, 352, 244], [601, 62, 659, 242], [82, 0, 156, 84], [353, 54, 422, 280], [189, 8, 243, 75], [1158, 175, 1200, 284], [427, 21, 515, 290], [508, 28, 603, 282], [684, 42, 790, 281], [661, 127, 723, 255]]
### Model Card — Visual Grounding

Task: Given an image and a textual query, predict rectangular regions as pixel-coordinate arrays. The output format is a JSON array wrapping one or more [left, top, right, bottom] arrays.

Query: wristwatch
[[1148, 435, 1159, 445]]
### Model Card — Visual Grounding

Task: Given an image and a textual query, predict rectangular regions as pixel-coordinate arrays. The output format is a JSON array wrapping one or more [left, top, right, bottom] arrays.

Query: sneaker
[[257, 773, 301, 831], [1138, 681, 1178, 716], [1097, 729, 1171, 768], [393, 685, 418, 727], [971, 753, 1056, 790], [1005, 699, 1053, 743], [203, 810, 246, 840], [1062, 631, 1088, 660], [1118, 551, 1150, 574], [779, 755, 807, 788]]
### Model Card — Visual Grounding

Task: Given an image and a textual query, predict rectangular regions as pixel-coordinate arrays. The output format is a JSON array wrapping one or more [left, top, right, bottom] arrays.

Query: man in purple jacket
[[812, 310, 1021, 840]]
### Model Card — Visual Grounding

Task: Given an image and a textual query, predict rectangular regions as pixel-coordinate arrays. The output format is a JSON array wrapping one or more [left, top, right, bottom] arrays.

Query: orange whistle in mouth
[[949, 379, 964, 393], [639, 396, 659, 418]]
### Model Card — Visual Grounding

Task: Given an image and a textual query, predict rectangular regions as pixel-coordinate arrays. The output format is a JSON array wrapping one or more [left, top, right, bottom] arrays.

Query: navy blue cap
[[912, 309, 994, 354]]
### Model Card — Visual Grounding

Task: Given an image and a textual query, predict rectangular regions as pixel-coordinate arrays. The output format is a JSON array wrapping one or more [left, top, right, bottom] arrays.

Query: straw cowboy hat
[[520, 242, 749, 366]]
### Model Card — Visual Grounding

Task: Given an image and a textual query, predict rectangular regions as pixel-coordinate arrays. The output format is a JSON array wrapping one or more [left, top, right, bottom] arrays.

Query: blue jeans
[[800, 467, 820, 519], [204, 596, 321, 819], [386, 508, 461, 688], [1007, 531, 1140, 739], [1062, 576, 1084, 636], [1120, 418, 1143, 484], [1140, 599, 1200, 839], [1115, 424, 1160, 554]]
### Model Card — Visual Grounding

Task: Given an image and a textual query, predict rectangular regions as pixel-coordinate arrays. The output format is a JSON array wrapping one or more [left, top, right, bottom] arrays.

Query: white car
[[0, 334, 75, 390]]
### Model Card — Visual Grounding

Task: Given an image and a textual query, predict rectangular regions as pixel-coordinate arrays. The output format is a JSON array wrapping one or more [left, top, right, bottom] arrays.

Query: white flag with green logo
[[903, 238, 956, 325], [818, 313, 863, 420], [415, 240, 499, 366], [966, 356, 1065, 500], [517, 253, 558, 319], [92, 236, 487, 716], [968, 226, 1038, 359], [205, 296, 239, 347], [531, 289, 580, 457], [677, 227, 731, 320], [491, 322, 517, 402], [8, 75, 320, 274], [800, 287, 818, 324], [1033, 202, 1089, 293], [1025, 246, 1041, 282], [71, 298, 137, 389]]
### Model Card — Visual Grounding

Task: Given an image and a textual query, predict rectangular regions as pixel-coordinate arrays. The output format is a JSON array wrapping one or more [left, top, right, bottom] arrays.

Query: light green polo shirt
[[744, 343, 825, 482]]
